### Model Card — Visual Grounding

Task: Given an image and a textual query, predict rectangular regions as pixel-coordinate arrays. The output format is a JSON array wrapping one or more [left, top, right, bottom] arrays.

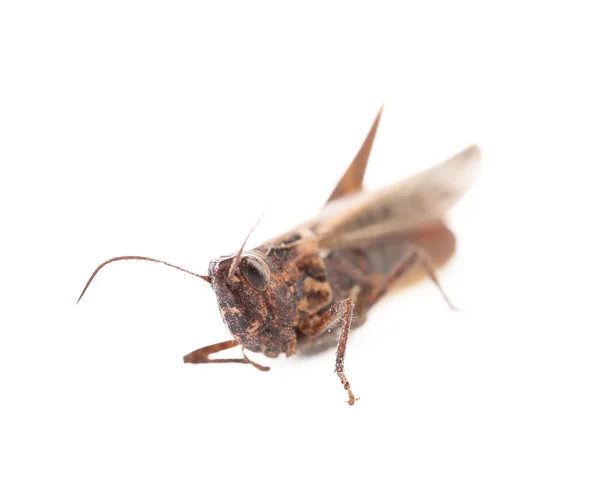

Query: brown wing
[[325, 105, 384, 204], [313, 144, 481, 248]]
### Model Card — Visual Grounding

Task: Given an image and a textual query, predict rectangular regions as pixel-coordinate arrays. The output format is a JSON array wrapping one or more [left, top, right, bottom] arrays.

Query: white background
[[1, 1, 599, 482]]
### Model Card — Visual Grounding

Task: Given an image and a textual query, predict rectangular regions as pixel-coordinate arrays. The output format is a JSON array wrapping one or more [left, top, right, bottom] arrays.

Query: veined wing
[[312, 144, 481, 248]]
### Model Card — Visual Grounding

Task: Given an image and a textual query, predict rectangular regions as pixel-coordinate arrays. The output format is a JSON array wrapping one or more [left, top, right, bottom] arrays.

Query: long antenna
[[77, 255, 212, 303], [228, 215, 264, 279]]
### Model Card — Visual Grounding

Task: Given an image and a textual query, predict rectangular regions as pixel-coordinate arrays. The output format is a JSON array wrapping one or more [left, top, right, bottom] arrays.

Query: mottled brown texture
[[78, 106, 479, 405]]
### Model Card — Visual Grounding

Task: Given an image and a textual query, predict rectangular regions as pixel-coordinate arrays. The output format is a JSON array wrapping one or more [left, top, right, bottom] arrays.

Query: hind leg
[[367, 245, 456, 310]]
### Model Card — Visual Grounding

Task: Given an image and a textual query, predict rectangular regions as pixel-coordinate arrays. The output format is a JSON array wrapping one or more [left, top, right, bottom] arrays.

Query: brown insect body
[[78, 106, 480, 405], [210, 208, 459, 359], [207, 249, 299, 358]]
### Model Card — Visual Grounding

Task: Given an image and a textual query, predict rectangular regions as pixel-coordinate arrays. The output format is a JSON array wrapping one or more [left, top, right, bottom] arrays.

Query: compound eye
[[240, 256, 270, 291]]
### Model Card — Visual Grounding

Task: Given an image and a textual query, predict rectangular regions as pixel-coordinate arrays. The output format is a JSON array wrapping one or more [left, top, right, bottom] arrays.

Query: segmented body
[[258, 221, 456, 355], [76, 104, 479, 406]]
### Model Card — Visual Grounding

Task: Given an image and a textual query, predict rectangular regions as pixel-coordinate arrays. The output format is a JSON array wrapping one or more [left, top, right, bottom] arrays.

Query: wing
[[313, 144, 481, 248], [325, 105, 384, 204]]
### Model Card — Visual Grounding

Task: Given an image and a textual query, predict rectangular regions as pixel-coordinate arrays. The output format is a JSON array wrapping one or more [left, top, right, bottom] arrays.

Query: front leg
[[334, 299, 358, 406], [183, 340, 270, 371], [301, 299, 359, 406]]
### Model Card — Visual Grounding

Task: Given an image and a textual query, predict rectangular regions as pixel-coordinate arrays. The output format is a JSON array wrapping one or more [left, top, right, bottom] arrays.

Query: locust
[[78, 106, 480, 405]]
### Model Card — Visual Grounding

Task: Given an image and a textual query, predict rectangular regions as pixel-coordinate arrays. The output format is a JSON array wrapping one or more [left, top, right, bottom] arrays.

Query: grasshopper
[[78, 106, 480, 405]]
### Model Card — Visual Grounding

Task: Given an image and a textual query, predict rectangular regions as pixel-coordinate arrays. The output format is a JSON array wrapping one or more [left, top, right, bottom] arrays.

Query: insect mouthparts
[[79, 104, 480, 407]]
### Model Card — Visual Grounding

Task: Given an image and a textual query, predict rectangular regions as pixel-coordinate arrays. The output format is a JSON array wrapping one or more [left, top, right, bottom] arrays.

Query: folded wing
[[313, 144, 481, 248]]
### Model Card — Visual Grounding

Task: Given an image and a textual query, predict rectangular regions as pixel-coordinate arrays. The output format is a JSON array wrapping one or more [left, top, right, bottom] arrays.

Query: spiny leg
[[367, 245, 456, 310], [414, 246, 457, 311], [301, 299, 359, 405], [183, 340, 270, 372], [334, 299, 358, 406]]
